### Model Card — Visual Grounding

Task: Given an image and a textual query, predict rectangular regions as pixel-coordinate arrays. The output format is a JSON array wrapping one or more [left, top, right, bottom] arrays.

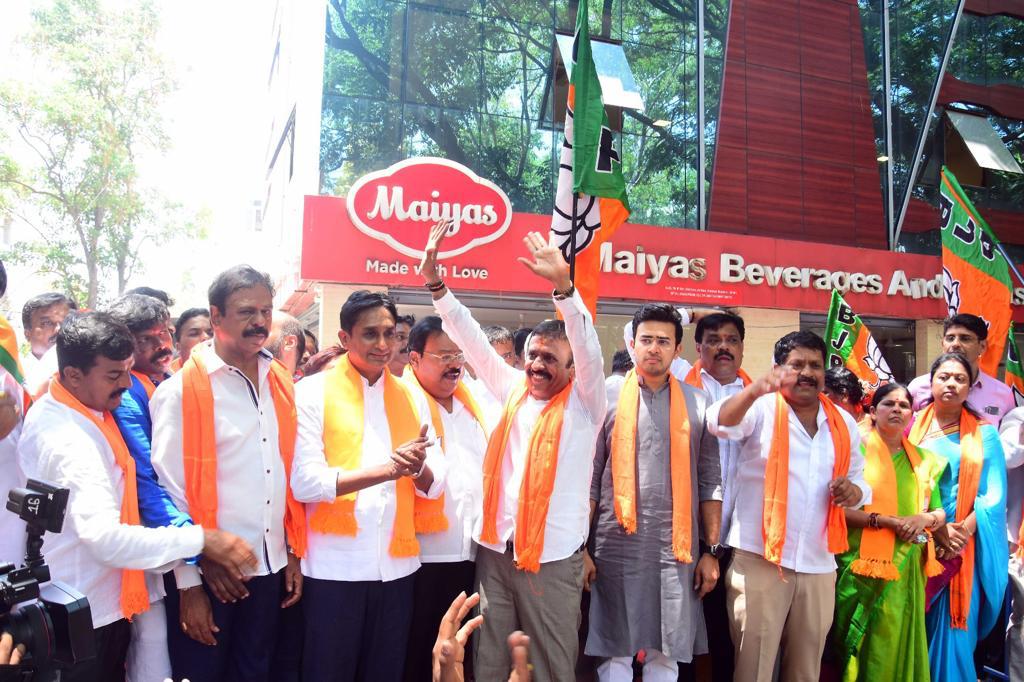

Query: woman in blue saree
[[909, 352, 1007, 682]]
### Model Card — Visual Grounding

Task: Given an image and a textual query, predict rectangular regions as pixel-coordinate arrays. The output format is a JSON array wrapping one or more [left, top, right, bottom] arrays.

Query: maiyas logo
[[346, 157, 513, 259]]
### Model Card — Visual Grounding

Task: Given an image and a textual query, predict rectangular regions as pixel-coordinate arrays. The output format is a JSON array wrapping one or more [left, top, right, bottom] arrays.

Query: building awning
[[947, 111, 1023, 174], [554, 34, 644, 112]]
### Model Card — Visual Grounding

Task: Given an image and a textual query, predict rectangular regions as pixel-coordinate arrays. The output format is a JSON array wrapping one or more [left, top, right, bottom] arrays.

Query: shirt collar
[[699, 367, 745, 388], [198, 342, 273, 378]]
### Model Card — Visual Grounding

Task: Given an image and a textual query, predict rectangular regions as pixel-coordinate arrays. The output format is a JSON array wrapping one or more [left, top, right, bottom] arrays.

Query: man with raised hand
[[587, 302, 722, 681], [421, 220, 606, 682], [706, 330, 869, 682]]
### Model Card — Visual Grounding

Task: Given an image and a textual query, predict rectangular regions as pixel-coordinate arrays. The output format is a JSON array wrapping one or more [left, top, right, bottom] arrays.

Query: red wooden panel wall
[[708, 0, 888, 248]]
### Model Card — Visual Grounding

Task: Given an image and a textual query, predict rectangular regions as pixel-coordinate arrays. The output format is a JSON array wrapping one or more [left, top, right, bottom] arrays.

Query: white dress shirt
[[435, 288, 607, 564], [0, 368, 26, 564], [407, 384, 488, 563], [707, 392, 871, 573], [151, 344, 289, 589], [999, 407, 1024, 545], [462, 373, 501, 434], [22, 345, 57, 397], [291, 369, 446, 582], [19, 393, 204, 627]]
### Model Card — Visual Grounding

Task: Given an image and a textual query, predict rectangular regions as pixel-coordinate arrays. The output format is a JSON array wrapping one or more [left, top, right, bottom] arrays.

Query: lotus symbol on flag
[[942, 266, 961, 316], [862, 336, 895, 387]]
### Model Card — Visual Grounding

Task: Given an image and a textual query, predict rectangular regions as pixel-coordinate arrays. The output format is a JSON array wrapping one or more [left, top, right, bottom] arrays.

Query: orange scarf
[[480, 379, 572, 572], [909, 403, 984, 630], [50, 379, 149, 620], [310, 355, 422, 557], [403, 370, 486, 534], [181, 351, 307, 558], [852, 431, 943, 580], [684, 360, 752, 390], [764, 393, 852, 565], [610, 369, 693, 562], [131, 371, 157, 399]]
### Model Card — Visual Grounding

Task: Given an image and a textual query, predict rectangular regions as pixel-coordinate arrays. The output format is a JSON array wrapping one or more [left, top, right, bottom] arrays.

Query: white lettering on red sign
[[347, 157, 513, 259]]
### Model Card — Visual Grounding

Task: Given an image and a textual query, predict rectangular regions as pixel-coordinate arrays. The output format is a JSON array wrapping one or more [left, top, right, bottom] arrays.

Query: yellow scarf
[[610, 369, 693, 562], [403, 370, 486, 533], [50, 379, 149, 621], [764, 393, 852, 565], [851, 431, 944, 580], [480, 379, 571, 573], [684, 360, 752, 390], [909, 403, 984, 630], [181, 351, 307, 558], [310, 354, 421, 557]]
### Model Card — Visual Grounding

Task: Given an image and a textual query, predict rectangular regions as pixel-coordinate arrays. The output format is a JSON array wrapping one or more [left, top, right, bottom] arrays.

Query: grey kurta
[[585, 375, 722, 663]]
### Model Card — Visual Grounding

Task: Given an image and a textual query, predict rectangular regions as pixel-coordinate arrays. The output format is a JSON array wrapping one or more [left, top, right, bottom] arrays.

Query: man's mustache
[[527, 369, 552, 381], [110, 388, 128, 400], [150, 348, 173, 364], [796, 376, 817, 386], [443, 369, 461, 380], [244, 325, 269, 338], [714, 350, 734, 361]]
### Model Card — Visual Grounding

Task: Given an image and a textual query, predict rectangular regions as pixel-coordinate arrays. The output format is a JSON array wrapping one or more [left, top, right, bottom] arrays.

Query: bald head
[[266, 312, 306, 375]]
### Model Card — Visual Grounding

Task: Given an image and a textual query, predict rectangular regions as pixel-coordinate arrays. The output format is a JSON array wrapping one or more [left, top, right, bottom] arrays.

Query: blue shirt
[[112, 374, 192, 530]]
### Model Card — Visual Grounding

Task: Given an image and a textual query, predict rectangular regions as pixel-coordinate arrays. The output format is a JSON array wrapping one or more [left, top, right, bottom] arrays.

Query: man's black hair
[[631, 303, 684, 345], [773, 330, 827, 366], [396, 314, 416, 328], [513, 327, 533, 358], [408, 316, 446, 355], [695, 312, 746, 343], [943, 313, 988, 341], [22, 292, 78, 329], [527, 320, 572, 367], [611, 349, 634, 374], [339, 290, 398, 333], [125, 286, 175, 307], [104, 294, 170, 335], [56, 312, 135, 377], [208, 265, 274, 313], [824, 366, 864, 405], [174, 308, 211, 342], [483, 325, 513, 346]]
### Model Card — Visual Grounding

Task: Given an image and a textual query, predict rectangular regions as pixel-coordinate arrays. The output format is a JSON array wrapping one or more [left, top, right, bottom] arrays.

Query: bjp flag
[[940, 166, 1013, 376], [823, 289, 894, 392], [1005, 324, 1024, 407], [550, 0, 630, 317]]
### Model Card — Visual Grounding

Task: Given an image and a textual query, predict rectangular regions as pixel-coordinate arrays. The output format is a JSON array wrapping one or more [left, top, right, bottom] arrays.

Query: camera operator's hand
[[0, 632, 25, 665], [0, 391, 20, 441], [179, 587, 219, 646]]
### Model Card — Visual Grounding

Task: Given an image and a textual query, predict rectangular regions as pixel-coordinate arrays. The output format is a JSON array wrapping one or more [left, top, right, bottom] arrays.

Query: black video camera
[[1, 479, 95, 680]]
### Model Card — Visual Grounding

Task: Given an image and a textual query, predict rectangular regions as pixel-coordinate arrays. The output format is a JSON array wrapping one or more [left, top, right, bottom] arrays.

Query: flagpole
[[569, 191, 578, 283], [995, 242, 1024, 289]]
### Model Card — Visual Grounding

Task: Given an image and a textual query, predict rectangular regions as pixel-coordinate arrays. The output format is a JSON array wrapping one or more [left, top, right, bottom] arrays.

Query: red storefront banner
[[301, 159, 1024, 321]]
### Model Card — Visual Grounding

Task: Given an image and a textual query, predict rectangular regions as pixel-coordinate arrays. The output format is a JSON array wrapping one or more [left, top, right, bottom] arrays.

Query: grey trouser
[[474, 545, 584, 682]]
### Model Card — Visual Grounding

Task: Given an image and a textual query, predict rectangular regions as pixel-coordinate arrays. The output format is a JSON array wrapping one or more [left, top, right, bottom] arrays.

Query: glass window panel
[[319, 96, 404, 195], [621, 0, 696, 52], [405, 7, 482, 109], [323, 0, 405, 101], [482, 21, 566, 122], [481, 1, 556, 29], [557, 0, 623, 40]]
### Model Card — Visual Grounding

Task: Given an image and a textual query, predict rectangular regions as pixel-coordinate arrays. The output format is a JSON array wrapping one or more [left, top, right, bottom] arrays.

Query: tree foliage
[[0, 0, 195, 307]]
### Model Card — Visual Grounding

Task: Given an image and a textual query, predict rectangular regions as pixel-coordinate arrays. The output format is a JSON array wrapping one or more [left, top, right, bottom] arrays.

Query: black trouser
[[402, 561, 476, 682], [62, 618, 130, 682], [303, 572, 416, 682], [163, 571, 282, 682], [702, 548, 734, 682]]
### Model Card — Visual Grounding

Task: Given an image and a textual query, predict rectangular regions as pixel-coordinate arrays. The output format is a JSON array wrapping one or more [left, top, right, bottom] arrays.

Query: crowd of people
[[0, 220, 1021, 682]]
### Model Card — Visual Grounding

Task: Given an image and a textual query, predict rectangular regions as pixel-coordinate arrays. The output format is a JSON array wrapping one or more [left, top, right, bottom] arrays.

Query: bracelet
[[425, 280, 446, 292], [868, 512, 880, 529], [552, 283, 575, 300]]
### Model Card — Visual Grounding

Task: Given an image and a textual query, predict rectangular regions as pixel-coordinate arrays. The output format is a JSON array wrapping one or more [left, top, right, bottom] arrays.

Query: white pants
[[126, 598, 172, 682], [596, 650, 679, 682]]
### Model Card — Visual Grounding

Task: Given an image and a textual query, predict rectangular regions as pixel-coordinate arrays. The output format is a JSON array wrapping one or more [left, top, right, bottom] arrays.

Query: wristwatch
[[700, 541, 726, 559]]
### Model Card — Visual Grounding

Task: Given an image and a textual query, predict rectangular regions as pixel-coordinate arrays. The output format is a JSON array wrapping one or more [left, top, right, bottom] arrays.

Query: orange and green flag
[[550, 0, 630, 316], [1005, 324, 1024, 407], [823, 289, 894, 391], [0, 314, 25, 387], [940, 166, 1012, 376]]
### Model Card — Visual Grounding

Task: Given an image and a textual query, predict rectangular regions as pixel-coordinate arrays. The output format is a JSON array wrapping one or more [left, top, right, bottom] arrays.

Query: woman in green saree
[[832, 383, 947, 682]]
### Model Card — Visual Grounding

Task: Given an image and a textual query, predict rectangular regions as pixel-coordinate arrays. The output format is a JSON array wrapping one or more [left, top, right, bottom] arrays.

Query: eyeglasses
[[423, 351, 465, 365]]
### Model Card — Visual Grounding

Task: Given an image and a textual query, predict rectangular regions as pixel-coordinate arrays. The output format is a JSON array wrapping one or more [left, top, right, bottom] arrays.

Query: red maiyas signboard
[[302, 158, 1024, 321]]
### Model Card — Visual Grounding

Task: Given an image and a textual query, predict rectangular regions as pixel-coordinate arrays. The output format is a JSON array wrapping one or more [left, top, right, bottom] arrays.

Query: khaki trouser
[[726, 549, 835, 682], [474, 545, 584, 682]]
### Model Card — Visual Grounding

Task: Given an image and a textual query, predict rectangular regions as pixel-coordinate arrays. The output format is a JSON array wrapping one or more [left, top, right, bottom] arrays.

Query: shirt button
[[266, 469, 271, 474], [262, 437, 267, 442], [267, 500, 271, 505]]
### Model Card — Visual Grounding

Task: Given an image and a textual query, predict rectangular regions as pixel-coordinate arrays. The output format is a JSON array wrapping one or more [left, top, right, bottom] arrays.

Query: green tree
[[0, 0, 193, 307]]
